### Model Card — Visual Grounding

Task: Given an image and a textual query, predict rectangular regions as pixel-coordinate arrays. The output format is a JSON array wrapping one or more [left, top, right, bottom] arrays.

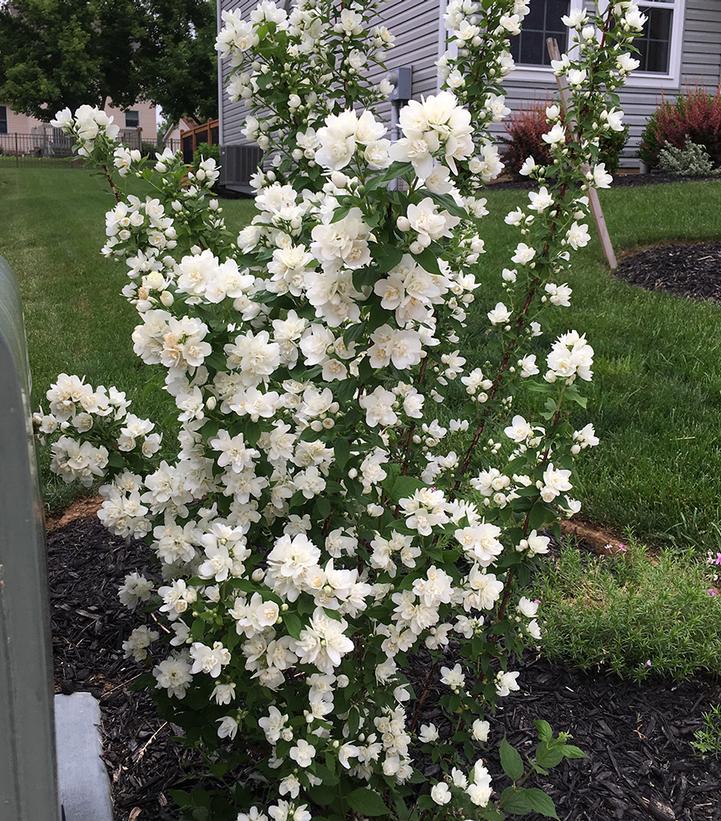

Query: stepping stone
[[55, 692, 112, 821]]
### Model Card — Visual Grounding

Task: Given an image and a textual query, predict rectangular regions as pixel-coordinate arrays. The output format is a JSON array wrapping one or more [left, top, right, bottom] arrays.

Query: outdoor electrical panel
[[388, 66, 413, 102]]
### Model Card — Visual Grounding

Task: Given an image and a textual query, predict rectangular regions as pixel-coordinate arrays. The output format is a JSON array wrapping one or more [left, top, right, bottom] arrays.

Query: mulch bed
[[48, 516, 721, 821], [49, 516, 202, 820], [616, 240, 721, 304]]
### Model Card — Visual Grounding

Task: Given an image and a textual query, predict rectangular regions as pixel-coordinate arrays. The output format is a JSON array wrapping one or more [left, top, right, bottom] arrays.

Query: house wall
[[0, 101, 158, 141], [217, 0, 444, 147], [217, 0, 721, 166]]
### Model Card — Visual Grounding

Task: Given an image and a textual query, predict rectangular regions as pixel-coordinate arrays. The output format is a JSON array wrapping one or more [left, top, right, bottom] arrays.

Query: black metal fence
[[0, 128, 151, 166], [0, 132, 74, 164], [0, 132, 190, 169]]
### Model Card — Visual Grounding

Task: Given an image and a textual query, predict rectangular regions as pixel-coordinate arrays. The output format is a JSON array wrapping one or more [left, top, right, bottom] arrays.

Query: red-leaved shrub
[[640, 89, 721, 169], [502, 104, 627, 178], [502, 105, 553, 176]]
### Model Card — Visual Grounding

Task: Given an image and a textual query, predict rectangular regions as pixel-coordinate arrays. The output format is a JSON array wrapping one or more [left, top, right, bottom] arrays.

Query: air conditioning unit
[[220, 144, 263, 194]]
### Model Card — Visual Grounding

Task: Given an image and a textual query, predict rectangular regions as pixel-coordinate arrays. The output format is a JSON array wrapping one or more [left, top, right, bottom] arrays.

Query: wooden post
[[546, 37, 618, 271]]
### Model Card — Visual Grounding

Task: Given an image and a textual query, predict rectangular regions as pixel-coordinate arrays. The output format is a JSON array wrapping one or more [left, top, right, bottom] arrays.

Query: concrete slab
[[54, 692, 113, 821]]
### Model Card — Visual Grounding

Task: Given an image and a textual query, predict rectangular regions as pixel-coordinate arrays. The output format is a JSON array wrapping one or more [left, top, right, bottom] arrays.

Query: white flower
[[592, 163, 613, 189], [153, 654, 192, 699], [545, 282, 572, 307], [189, 641, 231, 678], [487, 302, 511, 325], [566, 221, 591, 250], [440, 663, 466, 690], [467, 759, 493, 806], [546, 330, 594, 382], [431, 782, 452, 805], [504, 415, 532, 443], [540, 463, 573, 502], [419, 723, 439, 743], [217, 715, 239, 740], [495, 670, 520, 697], [289, 738, 316, 768], [511, 243, 536, 265], [528, 186, 553, 212], [542, 123, 566, 145], [122, 625, 159, 661], [295, 608, 354, 673], [472, 719, 490, 742], [603, 108, 625, 132]]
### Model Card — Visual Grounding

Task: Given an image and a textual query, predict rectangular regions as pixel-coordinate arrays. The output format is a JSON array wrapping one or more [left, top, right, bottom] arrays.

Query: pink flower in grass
[[706, 587, 720, 597]]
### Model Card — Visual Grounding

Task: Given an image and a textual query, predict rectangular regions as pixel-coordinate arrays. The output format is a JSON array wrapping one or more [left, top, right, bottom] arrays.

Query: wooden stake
[[546, 37, 618, 271]]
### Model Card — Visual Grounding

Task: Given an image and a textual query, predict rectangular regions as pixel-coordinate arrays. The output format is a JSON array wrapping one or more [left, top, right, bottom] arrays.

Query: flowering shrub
[[39, 2, 643, 819], [502, 105, 628, 177], [640, 89, 721, 169]]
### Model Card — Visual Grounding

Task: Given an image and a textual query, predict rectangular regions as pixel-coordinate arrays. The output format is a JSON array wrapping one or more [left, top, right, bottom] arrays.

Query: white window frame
[[602, 0, 686, 89]]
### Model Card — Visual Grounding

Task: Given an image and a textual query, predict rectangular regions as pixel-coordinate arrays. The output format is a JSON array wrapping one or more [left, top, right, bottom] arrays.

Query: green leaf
[[386, 474, 424, 503], [500, 737, 524, 781], [561, 743, 585, 759], [308, 784, 337, 807], [535, 743, 565, 769], [205, 351, 227, 371], [372, 243, 404, 271], [414, 248, 441, 275], [346, 787, 390, 817], [334, 439, 351, 469], [283, 612, 303, 639], [502, 788, 558, 818], [107, 451, 125, 468], [364, 161, 411, 191], [330, 205, 352, 223], [534, 719, 553, 742], [528, 500, 555, 531]]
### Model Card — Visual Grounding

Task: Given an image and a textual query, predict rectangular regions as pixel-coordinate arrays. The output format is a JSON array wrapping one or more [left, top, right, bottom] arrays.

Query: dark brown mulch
[[615, 240, 721, 304], [49, 516, 721, 821], [497, 659, 721, 821], [48, 515, 203, 821]]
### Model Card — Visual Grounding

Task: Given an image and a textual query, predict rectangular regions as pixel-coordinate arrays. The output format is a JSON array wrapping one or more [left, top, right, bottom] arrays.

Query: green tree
[[0, 0, 217, 124]]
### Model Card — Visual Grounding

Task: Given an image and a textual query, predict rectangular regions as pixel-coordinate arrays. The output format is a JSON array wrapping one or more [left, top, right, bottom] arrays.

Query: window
[[125, 110, 140, 129], [634, 1, 676, 74], [0, 106, 7, 135], [510, 0, 572, 67], [601, 0, 685, 86]]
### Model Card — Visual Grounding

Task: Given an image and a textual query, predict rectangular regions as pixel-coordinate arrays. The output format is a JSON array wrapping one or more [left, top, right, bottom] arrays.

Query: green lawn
[[1, 165, 720, 555]]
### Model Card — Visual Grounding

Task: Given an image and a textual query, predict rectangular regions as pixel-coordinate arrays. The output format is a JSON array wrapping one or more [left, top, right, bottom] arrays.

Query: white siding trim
[[437, 0, 457, 89], [217, 0, 224, 144]]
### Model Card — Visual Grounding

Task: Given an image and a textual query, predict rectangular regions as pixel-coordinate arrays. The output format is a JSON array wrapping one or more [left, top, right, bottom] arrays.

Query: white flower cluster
[[38, 2, 642, 818], [34, 374, 159, 487]]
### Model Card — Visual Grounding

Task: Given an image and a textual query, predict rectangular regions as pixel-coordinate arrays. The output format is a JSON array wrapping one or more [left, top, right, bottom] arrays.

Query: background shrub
[[193, 140, 220, 165], [502, 104, 627, 177], [640, 89, 721, 169], [536, 542, 721, 680], [658, 138, 718, 177]]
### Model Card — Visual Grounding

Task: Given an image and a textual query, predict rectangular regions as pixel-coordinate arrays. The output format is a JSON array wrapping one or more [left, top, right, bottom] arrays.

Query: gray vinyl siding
[[218, 0, 442, 146], [219, 0, 257, 147], [218, 0, 721, 167], [371, 0, 441, 99], [681, 0, 721, 88]]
